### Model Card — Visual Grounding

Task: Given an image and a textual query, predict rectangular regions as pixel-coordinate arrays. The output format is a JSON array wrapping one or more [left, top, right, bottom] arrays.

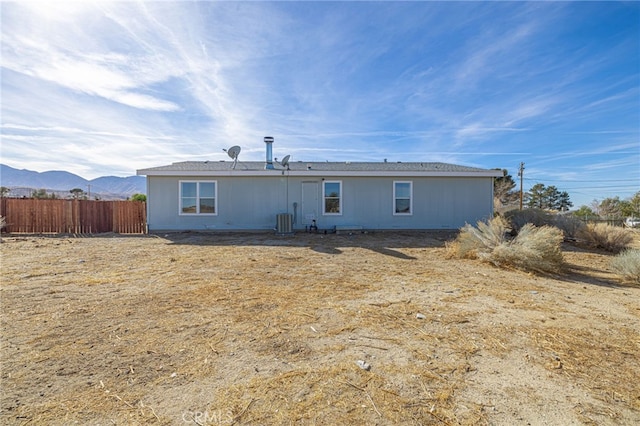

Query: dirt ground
[[1, 231, 639, 425]]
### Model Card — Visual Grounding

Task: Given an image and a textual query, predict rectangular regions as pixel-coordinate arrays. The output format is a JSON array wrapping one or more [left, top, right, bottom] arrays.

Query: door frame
[[301, 181, 319, 226]]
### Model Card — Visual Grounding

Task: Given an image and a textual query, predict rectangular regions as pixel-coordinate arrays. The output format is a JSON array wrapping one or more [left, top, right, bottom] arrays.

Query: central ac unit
[[276, 213, 293, 235]]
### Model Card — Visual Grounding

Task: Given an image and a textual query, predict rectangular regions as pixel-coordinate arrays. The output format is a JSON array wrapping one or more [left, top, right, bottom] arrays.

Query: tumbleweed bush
[[486, 224, 564, 273], [447, 216, 508, 259], [449, 218, 564, 274]]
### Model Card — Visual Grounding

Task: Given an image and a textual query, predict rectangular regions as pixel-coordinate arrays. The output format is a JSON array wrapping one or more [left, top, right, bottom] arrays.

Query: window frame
[[393, 181, 413, 216], [179, 180, 218, 216], [322, 180, 342, 215]]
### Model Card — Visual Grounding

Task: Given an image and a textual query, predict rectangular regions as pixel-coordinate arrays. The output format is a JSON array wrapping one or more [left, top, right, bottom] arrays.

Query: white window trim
[[179, 180, 218, 216], [393, 181, 413, 216], [322, 180, 342, 215]]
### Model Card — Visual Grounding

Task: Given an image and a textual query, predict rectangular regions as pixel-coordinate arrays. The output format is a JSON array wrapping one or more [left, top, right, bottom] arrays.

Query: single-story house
[[137, 138, 503, 232]]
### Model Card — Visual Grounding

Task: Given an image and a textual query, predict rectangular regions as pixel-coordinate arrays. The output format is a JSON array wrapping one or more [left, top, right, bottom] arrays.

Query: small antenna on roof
[[280, 154, 291, 170], [223, 145, 241, 169]]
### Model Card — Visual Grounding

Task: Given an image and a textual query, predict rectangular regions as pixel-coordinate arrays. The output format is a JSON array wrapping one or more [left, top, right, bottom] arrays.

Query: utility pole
[[87, 184, 91, 200], [518, 162, 525, 210]]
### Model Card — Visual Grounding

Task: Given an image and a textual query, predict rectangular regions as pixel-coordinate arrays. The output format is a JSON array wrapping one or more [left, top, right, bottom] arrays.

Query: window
[[323, 181, 342, 215], [394, 181, 412, 215], [180, 181, 217, 215]]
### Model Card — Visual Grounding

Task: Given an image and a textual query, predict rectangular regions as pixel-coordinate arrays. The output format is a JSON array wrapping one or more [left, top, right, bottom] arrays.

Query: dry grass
[[529, 325, 640, 422], [1, 231, 639, 425]]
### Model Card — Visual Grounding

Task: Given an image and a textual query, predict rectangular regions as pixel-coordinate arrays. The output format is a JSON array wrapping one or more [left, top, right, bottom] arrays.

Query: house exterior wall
[[145, 174, 494, 231]]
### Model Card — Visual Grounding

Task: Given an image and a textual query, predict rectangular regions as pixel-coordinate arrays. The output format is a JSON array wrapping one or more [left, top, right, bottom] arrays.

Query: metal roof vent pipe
[[264, 136, 274, 169]]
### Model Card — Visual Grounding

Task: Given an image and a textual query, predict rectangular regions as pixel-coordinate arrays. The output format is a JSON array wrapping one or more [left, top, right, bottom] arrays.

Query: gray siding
[[146, 175, 494, 231]]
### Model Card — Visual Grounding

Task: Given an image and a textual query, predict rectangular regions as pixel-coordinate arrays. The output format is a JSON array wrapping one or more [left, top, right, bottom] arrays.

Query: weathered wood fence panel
[[0, 199, 146, 234]]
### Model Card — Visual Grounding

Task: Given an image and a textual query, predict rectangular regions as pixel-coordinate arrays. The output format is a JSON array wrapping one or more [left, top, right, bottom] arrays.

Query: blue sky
[[1, 1, 638, 208]]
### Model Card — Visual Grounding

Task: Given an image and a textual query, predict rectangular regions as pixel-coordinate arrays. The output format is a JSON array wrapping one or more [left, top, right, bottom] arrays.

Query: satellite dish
[[225, 145, 241, 159], [280, 154, 291, 170], [223, 145, 241, 169]]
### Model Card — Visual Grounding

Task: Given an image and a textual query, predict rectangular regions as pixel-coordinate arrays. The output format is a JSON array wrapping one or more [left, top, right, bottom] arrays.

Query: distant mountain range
[[0, 164, 146, 199]]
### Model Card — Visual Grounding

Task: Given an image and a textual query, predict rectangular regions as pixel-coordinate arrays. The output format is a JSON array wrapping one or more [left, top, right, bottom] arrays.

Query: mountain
[[90, 176, 146, 195], [0, 164, 146, 199]]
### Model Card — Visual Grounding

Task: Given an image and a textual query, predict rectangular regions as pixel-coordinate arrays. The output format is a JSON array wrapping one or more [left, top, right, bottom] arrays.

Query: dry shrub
[[610, 249, 640, 284], [486, 224, 564, 273], [578, 223, 634, 253], [504, 209, 585, 240], [449, 218, 564, 273], [446, 216, 508, 259], [504, 208, 552, 232], [552, 214, 586, 240]]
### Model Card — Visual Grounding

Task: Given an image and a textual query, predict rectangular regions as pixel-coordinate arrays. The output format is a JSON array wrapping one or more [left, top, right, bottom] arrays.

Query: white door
[[301, 181, 319, 225]]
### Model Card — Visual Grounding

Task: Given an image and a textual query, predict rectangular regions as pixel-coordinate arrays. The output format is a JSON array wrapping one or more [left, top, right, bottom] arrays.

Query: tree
[[70, 188, 86, 200], [598, 196, 623, 219], [617, 191, 639, 218], [573, 205, 596, 220], [32, 189, 49, 199], [526, 183, 572, 211], [493, 169, 519, 208], [627, 191, 640, 217], [129, 193, 146, 202], [543, 185, 560, 210], [557, 191, 573, 211], [0, 187, 10, 198], [595, 193, 640, 219], [526, 183, 547, 209]]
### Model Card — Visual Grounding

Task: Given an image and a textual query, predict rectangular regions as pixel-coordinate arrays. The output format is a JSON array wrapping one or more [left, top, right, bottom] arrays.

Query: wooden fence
[[0, 199, 147, 234]]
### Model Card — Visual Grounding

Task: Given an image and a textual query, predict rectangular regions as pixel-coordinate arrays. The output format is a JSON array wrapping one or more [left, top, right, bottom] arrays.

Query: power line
[[523, 183, 637, 190], [523, 177, 638, 183]]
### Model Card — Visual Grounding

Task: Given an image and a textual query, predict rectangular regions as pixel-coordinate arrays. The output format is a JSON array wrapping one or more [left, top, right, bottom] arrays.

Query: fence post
[[113, 201, 119, 233]]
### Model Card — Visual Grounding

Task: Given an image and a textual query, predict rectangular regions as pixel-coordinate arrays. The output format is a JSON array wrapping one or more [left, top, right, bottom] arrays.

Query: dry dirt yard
[[1, 231, 639, 425]]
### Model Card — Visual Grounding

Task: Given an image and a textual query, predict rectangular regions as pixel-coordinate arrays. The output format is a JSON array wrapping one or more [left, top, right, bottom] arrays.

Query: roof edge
[[137, 169, 503, 178]]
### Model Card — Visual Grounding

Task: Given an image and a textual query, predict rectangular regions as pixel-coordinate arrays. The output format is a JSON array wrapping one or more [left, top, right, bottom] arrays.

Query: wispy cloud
[[1, 1, 637, 207]]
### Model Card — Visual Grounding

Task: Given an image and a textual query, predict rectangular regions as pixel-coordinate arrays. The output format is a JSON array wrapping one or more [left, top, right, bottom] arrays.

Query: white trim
[[393, 181, 413, 216], [322, 180, 342, 215], [179, 180, 218, 216]]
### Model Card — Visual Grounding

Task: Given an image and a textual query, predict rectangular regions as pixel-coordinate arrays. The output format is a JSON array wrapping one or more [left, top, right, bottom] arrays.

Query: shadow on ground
[[155, 230, 457, 259]]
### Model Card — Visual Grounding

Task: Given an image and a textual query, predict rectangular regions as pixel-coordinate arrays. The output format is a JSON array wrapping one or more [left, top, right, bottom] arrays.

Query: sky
[[1, 1, 638, 208]]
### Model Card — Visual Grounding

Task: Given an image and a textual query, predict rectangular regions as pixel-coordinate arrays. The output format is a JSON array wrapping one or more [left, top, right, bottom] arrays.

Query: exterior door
[[301, 181, 319, 226]]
